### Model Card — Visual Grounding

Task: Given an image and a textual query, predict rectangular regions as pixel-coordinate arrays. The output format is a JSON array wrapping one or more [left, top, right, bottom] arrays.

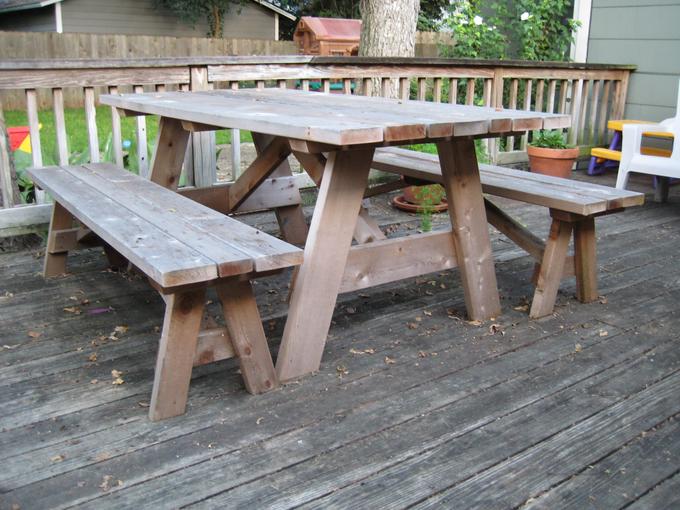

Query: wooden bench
[[28, 163, 303, 421], [371, 147, 645, 319]]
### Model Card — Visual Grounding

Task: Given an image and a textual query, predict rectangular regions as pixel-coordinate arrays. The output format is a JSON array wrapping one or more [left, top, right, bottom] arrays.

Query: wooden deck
[[1, 171, 680, 509]]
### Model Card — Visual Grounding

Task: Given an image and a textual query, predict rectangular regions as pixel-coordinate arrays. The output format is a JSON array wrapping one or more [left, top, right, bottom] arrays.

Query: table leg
[[149, 117, 191, 190], [436, 138, 501, 321], [276, 148, 375, 382], [252, 133, 308, 245]]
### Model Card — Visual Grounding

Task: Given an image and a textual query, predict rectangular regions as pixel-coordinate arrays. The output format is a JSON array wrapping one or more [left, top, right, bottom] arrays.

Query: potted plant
[[527, 130, 579, 178]]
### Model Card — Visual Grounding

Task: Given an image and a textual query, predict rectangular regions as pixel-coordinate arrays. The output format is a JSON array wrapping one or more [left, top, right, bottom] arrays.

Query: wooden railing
[[0, 56, 635, 234]]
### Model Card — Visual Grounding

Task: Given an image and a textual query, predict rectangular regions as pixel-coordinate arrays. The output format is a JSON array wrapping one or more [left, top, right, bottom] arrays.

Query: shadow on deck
[[1, 168, 680, 509]]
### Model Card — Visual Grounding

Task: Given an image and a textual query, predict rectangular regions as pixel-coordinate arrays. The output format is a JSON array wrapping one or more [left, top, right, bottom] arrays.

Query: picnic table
[[99, 88, 571, 383]]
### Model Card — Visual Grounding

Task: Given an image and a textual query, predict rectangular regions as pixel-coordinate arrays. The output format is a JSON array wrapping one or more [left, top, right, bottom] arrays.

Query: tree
[[153, 0, 242, 38], [358, 0, 420, 97]]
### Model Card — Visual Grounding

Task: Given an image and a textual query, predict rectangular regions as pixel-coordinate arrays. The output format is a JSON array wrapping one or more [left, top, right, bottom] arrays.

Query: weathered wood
[[217, 280, 277, 394], [530, 219, 573, 319], [277, 148, 375, 382], [43, 202, 74, 278], [573, 216, 598, 303], [133, 85, 149, 178], [193, 327, 235, 367], [0, 100, 19, 209], [52, 88, 69, 165], [149, 117, 191, 190], [228, 136, 291, 211], [339, 230, 457, 293], [437, 138, 501, 321], [251, 132, 308, 245], [149, 288, 206, 421]]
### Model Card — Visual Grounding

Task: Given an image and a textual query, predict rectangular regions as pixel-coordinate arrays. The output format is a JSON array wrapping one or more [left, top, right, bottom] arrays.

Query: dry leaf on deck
[[63, 306, 81, 315], [88, 353, 98, 362], [50, 454, 64, 463], [384, 356, 396, 365], [27, 331, 41, 339]]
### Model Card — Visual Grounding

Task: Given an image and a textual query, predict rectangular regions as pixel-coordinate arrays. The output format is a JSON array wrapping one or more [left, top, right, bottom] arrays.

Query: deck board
[[1, 180, 680, 509]]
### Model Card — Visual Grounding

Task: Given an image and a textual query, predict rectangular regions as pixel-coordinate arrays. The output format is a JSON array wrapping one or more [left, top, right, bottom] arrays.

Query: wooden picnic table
[[100, 88, 570, 383]]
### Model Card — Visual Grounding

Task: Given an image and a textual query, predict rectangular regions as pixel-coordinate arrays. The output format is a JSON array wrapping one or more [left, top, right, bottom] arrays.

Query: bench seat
[[371, 147, 645, 318], [29, 163, 303, 421]]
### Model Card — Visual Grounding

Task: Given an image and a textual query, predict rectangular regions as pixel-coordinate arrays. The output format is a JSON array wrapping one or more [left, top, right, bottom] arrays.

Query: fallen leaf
[[88, 353, 98, 362], [94, 452, 112, 462], [112, 378, 125, 386], [489, 324, 505, 336], [50, 454, 65, 463], [599, 296, 608, 304], [256, 417, 264, 425], [384, 356, 396, 365], [407, 322, 419, 329], [345, 307, 356, 314], [363, 347, 376, 354], [90, 379, 98, 385], [349, 347, 376, 355], [2, 344, 19, 350], [423, 310, 432, 317], [513, 304, 530, 312], [27, 331, 41, 339], [99, 475, 113, 491], [418, 351, 428, 358], [599, 330, 609, 337], [138, 401, 150, 408], [63, 306, 81, 315], [111, 369, 123, 378], [574, 343, 583, 353], [336, 365, 349, 376], [467, 320, 482, 327]]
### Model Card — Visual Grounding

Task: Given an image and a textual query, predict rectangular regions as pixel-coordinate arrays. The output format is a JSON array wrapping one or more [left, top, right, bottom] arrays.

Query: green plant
[[530, 130, 572, 149], [439, 0, 580, 62], [414, 184, 445, 233]]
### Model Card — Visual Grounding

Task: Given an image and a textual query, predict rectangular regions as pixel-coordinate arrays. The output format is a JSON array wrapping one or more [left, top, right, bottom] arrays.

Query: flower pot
[[527, 145, 580, 178], [402, 184, 445, 206]]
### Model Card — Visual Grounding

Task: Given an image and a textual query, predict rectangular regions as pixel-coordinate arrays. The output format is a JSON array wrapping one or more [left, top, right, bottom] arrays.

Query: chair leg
[[615, 168, 630, 190], [530, 219, 573, 319], [655, 176, 670, 203], [217, 280, 277, 394], [149, 289, 206, 421], [574, 217, 598, 303], [44, 202, 75, 278]]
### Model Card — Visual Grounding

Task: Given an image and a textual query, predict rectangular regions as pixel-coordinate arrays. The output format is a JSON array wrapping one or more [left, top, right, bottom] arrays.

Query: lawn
[[5, 106, 253, 170]]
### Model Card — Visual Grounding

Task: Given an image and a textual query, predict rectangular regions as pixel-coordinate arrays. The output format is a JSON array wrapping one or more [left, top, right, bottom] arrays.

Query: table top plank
[[100, 89, 570, 145]]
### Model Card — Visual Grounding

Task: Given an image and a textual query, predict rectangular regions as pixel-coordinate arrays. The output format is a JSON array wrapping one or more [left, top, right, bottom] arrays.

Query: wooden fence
[[0, 55, 635, 235]]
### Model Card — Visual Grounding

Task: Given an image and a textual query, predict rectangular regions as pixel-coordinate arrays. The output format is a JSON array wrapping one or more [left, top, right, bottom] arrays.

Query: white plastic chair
[[616, 79, 680, 196]]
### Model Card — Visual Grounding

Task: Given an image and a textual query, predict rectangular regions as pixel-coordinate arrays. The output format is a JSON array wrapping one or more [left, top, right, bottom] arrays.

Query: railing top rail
[[0, 55, 637, 72]]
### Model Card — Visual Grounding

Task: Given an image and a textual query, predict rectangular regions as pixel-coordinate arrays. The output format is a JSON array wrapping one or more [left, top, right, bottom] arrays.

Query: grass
[[5, 106, 253, 168]]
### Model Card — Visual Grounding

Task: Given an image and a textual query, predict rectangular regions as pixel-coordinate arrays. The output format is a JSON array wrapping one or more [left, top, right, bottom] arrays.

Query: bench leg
[[217, 280, 277, 394], [44, 202, 75, 278], [530, 219, 573, 319], [574, 217, 598, 303], [149, 289, 206, 421]]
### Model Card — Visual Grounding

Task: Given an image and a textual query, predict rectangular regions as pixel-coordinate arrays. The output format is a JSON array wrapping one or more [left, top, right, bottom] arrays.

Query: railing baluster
[[278, 79, 286, 89], [449, 78, 458, 104], [381, 78, 390, 97], [417, 78, 427, 101], [25, 89, 43, 170], [322, 79, 330, 94], [589, 80, 601, 145], [133, 85, 148, 177], [558, 80, 569, 114], [256, 80, 265, 89], [83, 87, 100, 165], [52, 88, 69, 166], [547, 80, 557, 113], [598, 80, 612, 145], [362, 78, 373, 97], [433, 78, 442, 103], [230, 81, 241, 180], [343, 78, 352, 95], [569, 79, 584, 146], [108, 85, 124, 168], [507, 79, 519, 151], [520, 79, 533, 150], [483, 78, 492, 107], [400, 77, 410, 100], [465, 78, 475, 105], [578, 79, 591, 145], [155, 84, 166, 93], [535, 80, 544, 112], [0, 100, 16, 208], [179, 82, 194, 187], [302, 79, 310, 91]]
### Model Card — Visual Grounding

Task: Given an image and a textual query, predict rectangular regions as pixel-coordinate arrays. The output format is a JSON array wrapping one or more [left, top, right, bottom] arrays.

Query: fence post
[[189, 65, 217, 187], [0, 100, 19, 208], [488, 67, 504, 164]]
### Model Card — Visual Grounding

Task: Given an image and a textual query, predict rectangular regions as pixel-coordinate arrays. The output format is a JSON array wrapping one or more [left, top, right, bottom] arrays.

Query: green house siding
[[61, 0, 275, 38], [587, 0, 680, 121]]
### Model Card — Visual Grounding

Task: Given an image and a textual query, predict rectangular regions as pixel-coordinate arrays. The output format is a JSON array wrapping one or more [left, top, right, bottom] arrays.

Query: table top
[[100, 88, 571, 147]]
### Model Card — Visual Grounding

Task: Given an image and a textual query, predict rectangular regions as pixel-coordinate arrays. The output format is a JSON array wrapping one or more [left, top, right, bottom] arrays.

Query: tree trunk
[[359, 0, 420, 98]]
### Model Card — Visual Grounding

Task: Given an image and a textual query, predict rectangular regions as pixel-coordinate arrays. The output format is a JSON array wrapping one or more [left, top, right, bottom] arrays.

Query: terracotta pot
[[527, 145, 580, 178], [402, 184, 445, 205]]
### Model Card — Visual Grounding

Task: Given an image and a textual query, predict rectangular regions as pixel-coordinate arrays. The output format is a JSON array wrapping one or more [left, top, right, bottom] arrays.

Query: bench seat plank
[[373, 147, 645, 216], [70, 163, 302, 274], [30, 165, 219, 288]]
